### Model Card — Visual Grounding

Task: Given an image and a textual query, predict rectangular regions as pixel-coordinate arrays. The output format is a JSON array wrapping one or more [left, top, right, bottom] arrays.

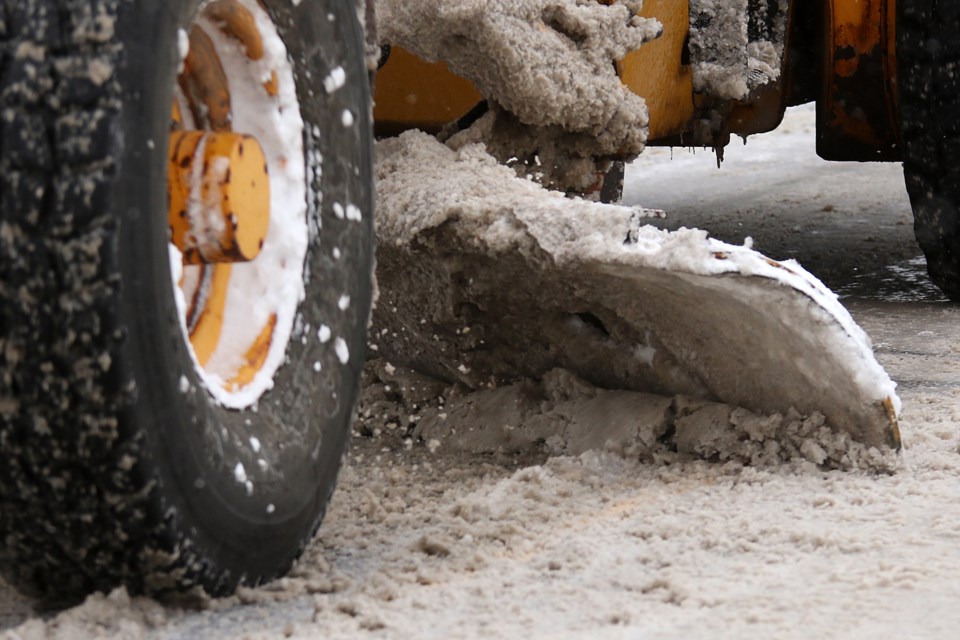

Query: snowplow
[[375, 0, 953, 293], [0, 0, 952, 603]]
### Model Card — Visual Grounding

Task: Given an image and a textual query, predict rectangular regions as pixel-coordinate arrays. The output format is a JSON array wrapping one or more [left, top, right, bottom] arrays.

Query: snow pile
[[358, 362, 898, 471], [372, 130, 900, 461]]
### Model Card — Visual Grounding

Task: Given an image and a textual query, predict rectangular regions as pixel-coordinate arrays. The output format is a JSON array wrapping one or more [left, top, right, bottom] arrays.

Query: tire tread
[[0, 0, 163, 600], [898, 0, 960, 300]]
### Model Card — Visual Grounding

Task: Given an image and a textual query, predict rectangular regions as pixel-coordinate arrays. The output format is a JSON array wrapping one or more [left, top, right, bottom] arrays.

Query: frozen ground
[[4, 105, 960, 638]]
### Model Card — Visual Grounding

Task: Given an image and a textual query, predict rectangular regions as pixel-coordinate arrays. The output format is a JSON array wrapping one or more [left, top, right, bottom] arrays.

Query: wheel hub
[[168, 130, 271, 264], [167, 0, 309, 408]]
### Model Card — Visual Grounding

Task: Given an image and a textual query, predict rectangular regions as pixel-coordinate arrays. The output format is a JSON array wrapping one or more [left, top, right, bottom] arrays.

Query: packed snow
[[372, 129, 900, 456], [378, 0, 659, 192]]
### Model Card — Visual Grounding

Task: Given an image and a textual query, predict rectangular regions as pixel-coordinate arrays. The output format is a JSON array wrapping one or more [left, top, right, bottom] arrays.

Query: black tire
[[898, 0, 960, 300], [599, 161, 625, 204], [0, 0, 373, 601]]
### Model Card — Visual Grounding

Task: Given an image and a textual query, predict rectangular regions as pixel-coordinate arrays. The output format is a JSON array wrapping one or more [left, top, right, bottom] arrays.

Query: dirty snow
[[372, 130, 899, 453], [377, 0, 660, 192], [689, 0, 789, 100], [358, 361, 897, 471]]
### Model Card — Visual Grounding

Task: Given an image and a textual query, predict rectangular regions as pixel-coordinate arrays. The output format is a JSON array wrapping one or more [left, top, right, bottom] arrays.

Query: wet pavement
[[627, 105, 935, 301]]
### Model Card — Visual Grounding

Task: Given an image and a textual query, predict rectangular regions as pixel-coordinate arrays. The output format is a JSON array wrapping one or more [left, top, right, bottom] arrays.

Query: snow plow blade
[[373, 131, 901, 459]]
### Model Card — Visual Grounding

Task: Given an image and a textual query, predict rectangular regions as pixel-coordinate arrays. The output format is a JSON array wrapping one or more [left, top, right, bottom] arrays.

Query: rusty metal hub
[[168, 131, 271, 264]]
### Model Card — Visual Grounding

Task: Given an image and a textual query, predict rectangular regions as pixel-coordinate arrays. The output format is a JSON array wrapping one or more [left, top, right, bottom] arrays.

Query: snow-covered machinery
[[0, 0, 949, 603], [375, 0, 957, 300]]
